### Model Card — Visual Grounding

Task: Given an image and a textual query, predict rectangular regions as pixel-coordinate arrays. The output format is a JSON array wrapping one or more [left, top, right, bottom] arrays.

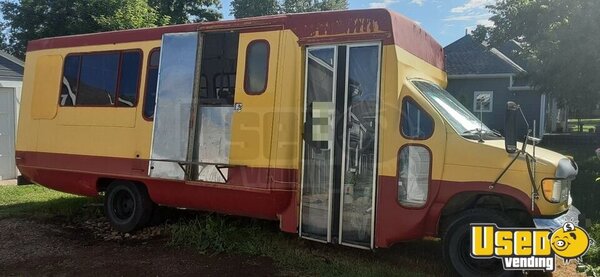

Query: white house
[[0, 51, 24, 181]]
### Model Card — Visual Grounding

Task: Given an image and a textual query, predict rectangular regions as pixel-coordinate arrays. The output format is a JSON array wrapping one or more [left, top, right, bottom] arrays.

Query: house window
[[60, 50, 142, 107], [244, 40, 270, 95], [398, 145, 431, 208], [143, 49, 160, 119], [473, 91, 493, 112], [401, 98, 434, 139]]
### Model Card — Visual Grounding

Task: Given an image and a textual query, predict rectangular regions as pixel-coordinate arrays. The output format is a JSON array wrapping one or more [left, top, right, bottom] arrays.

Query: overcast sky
[[219, 0, 496, 46]]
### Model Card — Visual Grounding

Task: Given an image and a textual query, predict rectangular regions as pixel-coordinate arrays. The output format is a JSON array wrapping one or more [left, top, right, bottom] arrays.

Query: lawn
[[0, 185, 440, 276], [1, 184, 597, 275], [0, 185, 99, 219]]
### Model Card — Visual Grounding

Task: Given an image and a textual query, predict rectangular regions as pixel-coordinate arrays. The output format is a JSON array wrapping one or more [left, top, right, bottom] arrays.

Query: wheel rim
[[112, 189, 136, 221], [457, 231, 504, 274]]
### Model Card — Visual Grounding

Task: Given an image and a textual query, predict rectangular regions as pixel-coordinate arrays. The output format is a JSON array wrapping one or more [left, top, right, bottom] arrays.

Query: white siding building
[[0, 51, 24, 180]]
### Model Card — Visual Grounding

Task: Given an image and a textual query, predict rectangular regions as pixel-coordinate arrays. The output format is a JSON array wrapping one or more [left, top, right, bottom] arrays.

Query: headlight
[[542, 179, 571, 203]]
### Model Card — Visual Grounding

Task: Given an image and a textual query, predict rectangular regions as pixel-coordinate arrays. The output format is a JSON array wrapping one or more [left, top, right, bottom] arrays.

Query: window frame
[[400, 96, 435, 141], [396, 144, 433, 209], [243, 39, 270, 95], [473, 91, 494, 113], [142, 47, 161, 121], [59, 49, 143, 108]]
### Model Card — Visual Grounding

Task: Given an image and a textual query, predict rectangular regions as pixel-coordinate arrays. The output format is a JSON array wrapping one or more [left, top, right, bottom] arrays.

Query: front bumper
[[533, 206, 582, 230]]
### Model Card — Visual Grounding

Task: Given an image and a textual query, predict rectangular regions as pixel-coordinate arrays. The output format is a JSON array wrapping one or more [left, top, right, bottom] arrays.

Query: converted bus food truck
[[16, 9, 580, 275]]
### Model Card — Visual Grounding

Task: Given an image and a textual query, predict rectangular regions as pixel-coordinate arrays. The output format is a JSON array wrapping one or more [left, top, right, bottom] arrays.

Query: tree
[[1, 0, 106, 57], [281, 0, 348, 13], [0, 0, 222, 58], [230, 0, 279, 18], [482, 0, 600, 115], [230, 0, 348, 19], [148, 0, 222, 23], [470, 25, 489, 45], [96, 0, 170, 30]]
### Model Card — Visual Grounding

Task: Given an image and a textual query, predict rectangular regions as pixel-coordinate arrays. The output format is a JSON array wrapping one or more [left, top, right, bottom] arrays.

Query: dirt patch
[[0, 218, 275, 276]]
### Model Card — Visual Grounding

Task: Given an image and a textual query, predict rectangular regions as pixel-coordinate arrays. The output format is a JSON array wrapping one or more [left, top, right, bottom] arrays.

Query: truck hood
[[482, 140, 568, 174]]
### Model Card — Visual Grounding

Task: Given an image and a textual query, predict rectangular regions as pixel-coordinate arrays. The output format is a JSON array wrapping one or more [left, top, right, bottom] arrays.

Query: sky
[[219, 0, 497, 47]]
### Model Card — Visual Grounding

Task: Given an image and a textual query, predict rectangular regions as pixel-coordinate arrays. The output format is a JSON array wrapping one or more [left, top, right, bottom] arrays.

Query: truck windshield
[[411, 80, 501, 140]]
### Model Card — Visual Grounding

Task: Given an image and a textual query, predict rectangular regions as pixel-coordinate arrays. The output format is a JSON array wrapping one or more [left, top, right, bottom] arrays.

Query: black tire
[[443, 209, 518, 277], [104, 180, 155, 233]]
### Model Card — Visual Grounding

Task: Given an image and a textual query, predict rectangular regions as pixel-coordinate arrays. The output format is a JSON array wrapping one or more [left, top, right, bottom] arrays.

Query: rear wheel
[[443, 209, 517, 277], [104, 181, 154, 233]]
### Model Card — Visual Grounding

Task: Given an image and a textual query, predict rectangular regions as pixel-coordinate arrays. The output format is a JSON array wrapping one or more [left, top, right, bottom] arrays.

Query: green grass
[[0, 185, 99, 219], [168, 214, 441, 276], [0, 185, 436, 276]]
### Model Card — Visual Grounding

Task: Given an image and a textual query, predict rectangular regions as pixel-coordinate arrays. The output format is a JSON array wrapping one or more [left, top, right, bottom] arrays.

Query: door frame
[[299, 45, 339, 244], [299, 42, 382, 250], [338, 42, 382, 250]]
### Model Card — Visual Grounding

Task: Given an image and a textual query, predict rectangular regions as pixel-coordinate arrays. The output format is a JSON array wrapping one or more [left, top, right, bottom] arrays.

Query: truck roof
[[27, 8, 444, 70]]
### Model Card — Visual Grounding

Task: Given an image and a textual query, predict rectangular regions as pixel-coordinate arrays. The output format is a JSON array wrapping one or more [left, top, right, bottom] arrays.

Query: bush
[[571, 156, 600, 220], [583, 223, 600, 276]]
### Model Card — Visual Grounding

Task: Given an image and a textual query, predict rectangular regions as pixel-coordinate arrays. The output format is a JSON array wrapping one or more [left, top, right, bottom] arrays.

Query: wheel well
[[438, 192, 534, 236], [96, 178, 146, 194]]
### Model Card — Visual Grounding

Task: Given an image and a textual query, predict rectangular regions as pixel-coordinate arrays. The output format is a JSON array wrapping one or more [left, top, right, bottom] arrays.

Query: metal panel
[[193, 106, 234, 183], [149, 32, 200, 180], [0, 89, 16, 180]]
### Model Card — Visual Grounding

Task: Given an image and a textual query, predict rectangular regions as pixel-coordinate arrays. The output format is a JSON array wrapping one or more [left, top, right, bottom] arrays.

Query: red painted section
[[374, 176, 538, 248], [17, 151, 537, 244], [16, 151, 297, 229], [26, 9, 444, 70]]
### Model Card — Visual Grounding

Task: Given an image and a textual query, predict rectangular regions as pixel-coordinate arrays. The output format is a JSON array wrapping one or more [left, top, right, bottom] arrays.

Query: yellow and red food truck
[[16, 9, 580, 275]]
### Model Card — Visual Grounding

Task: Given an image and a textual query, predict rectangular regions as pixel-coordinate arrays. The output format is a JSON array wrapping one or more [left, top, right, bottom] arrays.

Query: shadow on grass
[[0, 197, 101, 220]]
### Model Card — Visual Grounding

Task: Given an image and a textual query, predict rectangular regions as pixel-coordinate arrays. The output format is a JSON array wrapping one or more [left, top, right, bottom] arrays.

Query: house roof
[[444, 35, 526, 76], [0, 50, 23, 81]]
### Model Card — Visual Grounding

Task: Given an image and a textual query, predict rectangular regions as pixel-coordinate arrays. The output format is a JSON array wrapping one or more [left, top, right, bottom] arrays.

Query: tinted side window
[[117, 52, 142, 107], [401, 99, 434, 139], [78, 53, 120, 106], [60, 55, 81, 106], [244, 41, 269, 95], [59, 50, 142, 107], [143, 49, 160, 119]]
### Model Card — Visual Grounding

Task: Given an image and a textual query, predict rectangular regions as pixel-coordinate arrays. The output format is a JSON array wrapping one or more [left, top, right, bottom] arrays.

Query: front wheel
[[443, 209, 517, 277], [104, 180, 155, 233]]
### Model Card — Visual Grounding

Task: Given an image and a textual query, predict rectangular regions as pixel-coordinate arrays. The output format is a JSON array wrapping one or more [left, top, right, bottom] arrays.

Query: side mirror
[[505, 101, 519, 153]]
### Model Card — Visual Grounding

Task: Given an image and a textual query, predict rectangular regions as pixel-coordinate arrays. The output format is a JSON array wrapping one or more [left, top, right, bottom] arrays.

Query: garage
[[0, 51, 23, 181]]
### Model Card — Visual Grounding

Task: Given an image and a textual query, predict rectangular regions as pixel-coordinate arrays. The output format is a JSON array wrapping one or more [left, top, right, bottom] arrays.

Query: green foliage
[[281, 0, 347, 13], [583, 223, 600, 275], [148, 0, 222, 23], [230, 0, 279, 18], [483, 0, 600, 115], [230, 0, 348, 18], [470, 25, 489, 44], [0, 0, 222, 58], [95, 0, 170, 30]]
